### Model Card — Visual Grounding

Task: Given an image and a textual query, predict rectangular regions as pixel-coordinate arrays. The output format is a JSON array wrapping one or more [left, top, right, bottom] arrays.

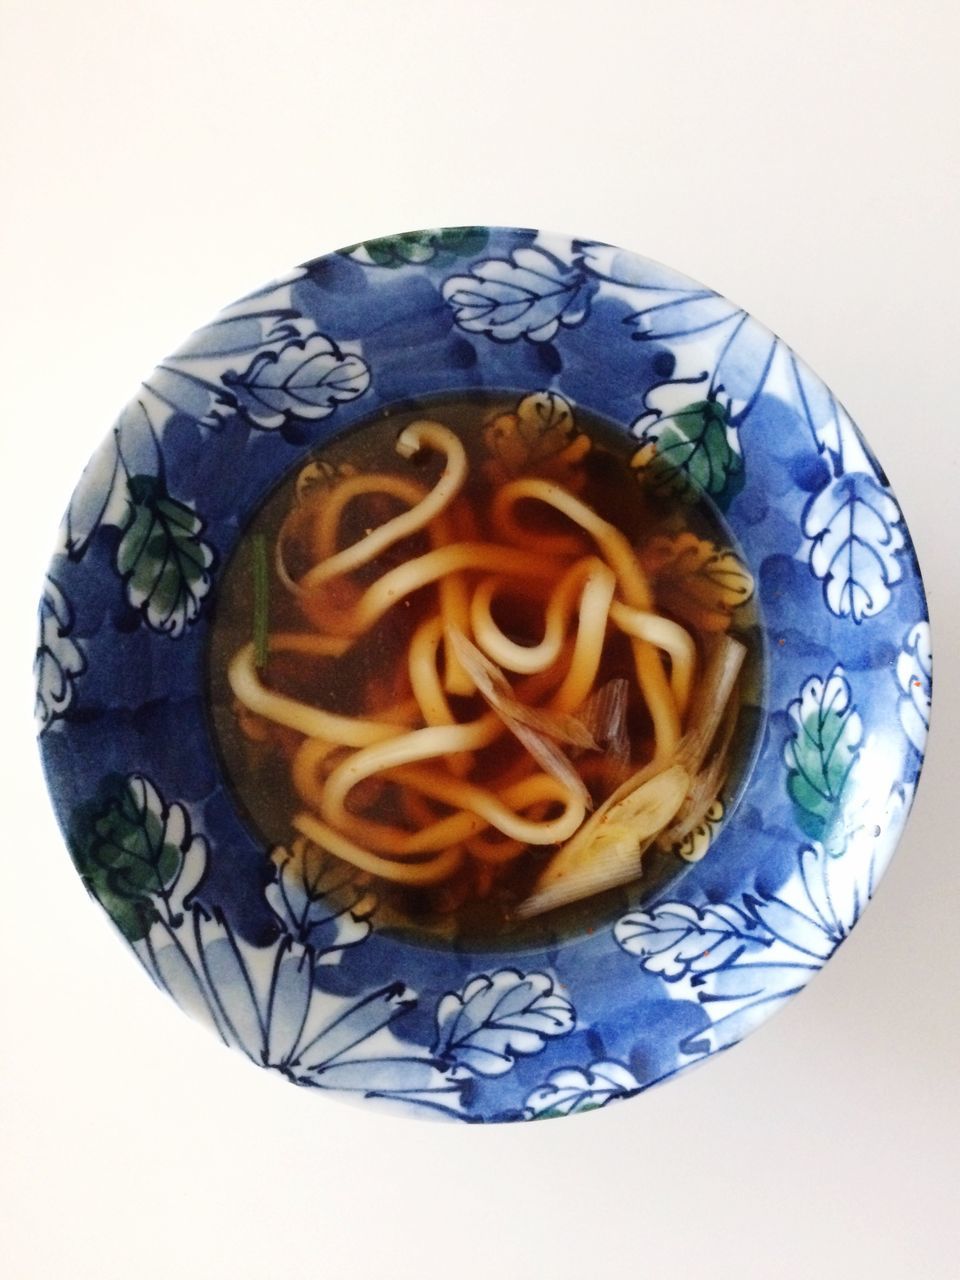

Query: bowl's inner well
[[205, 390, 765, 951]]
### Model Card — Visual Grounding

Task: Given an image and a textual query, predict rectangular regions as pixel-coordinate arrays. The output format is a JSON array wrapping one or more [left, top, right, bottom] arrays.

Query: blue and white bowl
[[36, 227, 930, 1121]]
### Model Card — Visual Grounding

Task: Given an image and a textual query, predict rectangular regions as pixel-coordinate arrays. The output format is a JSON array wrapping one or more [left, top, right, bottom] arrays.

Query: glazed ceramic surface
[[36, 227, 930, 1121]]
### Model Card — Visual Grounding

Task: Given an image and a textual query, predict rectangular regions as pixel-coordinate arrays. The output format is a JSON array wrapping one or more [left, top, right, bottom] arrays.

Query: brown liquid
[[205, 393, 762, 949]]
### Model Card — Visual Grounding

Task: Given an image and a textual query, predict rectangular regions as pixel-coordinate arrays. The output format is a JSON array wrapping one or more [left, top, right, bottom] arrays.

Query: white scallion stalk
[[515, 764, 690, 918], [516, 635, 748, 918], [447, 626, 594, 808], [676, 635, 746, 775]]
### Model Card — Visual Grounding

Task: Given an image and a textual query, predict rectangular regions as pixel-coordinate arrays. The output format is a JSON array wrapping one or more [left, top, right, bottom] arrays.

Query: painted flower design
[[218, 333, 370, 430], [802, 474, 904, 622], [443, 246, 595, 342], [578, 239, 908, 622], [142, 272, 371, 433], [616, 667, 907, 1057], [35, 576, 85, 731], [66, 775, 583, 1118], [434, 970, 575, 1076]]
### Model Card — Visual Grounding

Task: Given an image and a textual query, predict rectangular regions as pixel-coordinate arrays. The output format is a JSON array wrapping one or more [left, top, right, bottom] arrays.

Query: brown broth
[[205, 392, 763, 949]]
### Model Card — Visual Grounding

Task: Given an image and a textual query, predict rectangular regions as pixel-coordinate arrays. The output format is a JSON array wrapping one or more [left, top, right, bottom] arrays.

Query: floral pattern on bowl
[[36, 227, 930, 1122]]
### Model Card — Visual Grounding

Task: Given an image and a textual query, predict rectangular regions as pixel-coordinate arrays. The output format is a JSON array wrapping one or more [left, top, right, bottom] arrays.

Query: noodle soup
[[207, 392, 761, 946]]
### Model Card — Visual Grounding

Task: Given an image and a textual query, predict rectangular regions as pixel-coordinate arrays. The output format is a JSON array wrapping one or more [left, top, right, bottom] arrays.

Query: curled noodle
[[226, 413, 739, 913]]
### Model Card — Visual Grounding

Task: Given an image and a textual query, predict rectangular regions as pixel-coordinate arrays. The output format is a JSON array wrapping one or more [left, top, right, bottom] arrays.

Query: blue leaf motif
[[442, 247, 594, 342], [90, 782, 466, 1112], [787, 351, 861, 468], [35, 576, 85, 732], [802, 472, 904, 621], [173, 310, 305, 359], [615, 779, 912, 1059], [146, 311, 320, 427], [788, 782, 908, 941], [615, 282, 778, 423], [188, 913, 430, 1088], [524, 1060, 640, 1119], [783, 665, 863, 843], [617, 895, 827, 1060], [433, 969, 575, 1076], [895, 621, 932, 753], [783, 841, 867, 945], [63, 399, 162, 559], [139, 273, 314, 428], [580, 244, 875, 453], [150, 311, 373, 432], [302, 1057, 466, 1117], [616, 773, 911, 1062], [265, 837, 376, 954], [184, 923, 460, 1108], [744, 891, 838, 961], [220, 333, 370, 430], [614, 902, 771, 979], [627, 290, 742, 341], [284, 981, 416, 1077], [575, 241, 698, 290]]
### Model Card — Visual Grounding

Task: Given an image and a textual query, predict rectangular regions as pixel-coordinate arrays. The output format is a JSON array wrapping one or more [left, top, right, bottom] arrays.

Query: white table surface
[[2, 2, 957, 1276]]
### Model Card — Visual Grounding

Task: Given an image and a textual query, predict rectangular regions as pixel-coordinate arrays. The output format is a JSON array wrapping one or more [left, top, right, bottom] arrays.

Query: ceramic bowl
[[36, 227, 930, 1121]]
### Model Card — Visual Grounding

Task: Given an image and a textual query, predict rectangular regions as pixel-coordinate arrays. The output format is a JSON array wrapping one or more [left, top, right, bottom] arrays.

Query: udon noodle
[[223, 406, 751, 925]]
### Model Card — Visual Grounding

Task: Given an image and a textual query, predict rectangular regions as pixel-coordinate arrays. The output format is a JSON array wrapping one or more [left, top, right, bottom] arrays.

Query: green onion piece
[[252, 533, 269, 669]]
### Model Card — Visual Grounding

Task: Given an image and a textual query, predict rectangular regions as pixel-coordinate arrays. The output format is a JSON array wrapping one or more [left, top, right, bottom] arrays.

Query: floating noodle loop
[[302, 421, 467, 588], [407, 615, 474, 776], [609, 602, 696, 717], [293, 812, 464, 884], [492, 478, 681, 755], [311, 542, 564, 638], [470, 558, 593, 675], [226, 411, 743, 914]]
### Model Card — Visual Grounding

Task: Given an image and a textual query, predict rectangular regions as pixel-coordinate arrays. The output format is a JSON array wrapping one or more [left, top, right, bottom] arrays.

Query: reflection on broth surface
[[207, 391, 761, 947]]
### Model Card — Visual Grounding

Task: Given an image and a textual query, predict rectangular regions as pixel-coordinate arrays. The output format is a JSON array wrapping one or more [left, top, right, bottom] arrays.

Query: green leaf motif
[[784, 666, 863, 843], [633, 400, 743, 500], [68, 775, 198, 940], [343, 226, 488, 269], [116, 475, 214, 636]]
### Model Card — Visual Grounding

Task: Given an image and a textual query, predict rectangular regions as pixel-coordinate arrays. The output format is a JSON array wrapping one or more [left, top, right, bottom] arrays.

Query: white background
[[2, 2, 958, 1276]]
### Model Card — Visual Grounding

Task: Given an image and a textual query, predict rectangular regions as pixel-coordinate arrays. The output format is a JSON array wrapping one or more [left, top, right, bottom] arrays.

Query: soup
[[207, 392, 757, 944]]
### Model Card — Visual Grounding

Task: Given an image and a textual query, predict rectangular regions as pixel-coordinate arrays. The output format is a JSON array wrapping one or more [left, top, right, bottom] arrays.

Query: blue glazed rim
[[35, 227, 930, 1122]]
